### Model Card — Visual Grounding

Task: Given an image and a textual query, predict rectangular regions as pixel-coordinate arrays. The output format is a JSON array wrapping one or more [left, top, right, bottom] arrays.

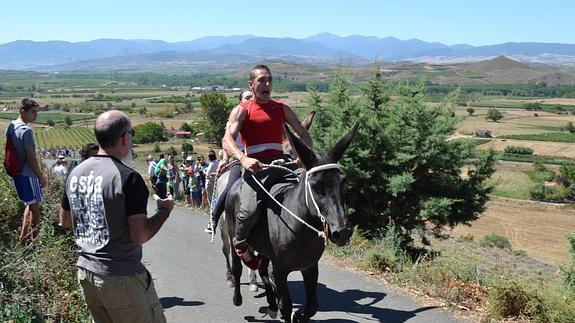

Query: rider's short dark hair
[[250, 65, 271, 81]]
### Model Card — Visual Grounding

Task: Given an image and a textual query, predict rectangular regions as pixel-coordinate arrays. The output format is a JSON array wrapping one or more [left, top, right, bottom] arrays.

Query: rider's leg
[[234, 169, 266, 249], [211, 163, 241, 228]]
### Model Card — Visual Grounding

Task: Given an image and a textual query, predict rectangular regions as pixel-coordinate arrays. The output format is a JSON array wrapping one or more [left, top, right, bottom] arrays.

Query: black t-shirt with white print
[[61, 155, 149, 275]]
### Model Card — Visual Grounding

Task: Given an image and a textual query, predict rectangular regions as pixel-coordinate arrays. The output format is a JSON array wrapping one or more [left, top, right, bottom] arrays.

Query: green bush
[[560, 165, 575, 182], [487, 279, 544, 319], [529, 170, 556, 183], [538, 286, 575, 322], [530, 184, 569, 202], [480, 233, 512, 249], [181, 141, 194, 153], [360, 221, 409, 272], [504, 145, 534, 155], [153, 143, 161, 153]]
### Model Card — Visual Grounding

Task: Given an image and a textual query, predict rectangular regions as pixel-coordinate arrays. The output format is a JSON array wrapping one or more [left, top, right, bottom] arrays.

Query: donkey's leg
[[273, 265, 293, 323], [258, 257, 277, 318], [220, 227, 234, 288], [300, 264, 319, 322], [231, 250, 243, 306], [248, 268, 258, 292]]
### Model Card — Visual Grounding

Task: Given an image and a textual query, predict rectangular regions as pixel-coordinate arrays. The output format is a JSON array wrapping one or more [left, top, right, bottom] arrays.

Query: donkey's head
[[285, 123, 359, 246]]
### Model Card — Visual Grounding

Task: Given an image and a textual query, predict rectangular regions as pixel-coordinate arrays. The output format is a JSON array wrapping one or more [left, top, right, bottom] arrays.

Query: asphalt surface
[[142, 201, 464, 323]]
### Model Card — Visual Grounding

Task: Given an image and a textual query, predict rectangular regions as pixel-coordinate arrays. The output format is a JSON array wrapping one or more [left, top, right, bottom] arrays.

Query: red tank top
[[239, 99, 285, 160]]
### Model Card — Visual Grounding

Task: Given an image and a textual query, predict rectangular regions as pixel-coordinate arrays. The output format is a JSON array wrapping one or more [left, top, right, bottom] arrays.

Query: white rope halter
[[304, 163, 340, 223], [250, 161, 340, 239]]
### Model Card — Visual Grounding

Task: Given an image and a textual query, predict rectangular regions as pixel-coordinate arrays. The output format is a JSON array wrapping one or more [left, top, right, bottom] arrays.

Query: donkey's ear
[[301, 111, 316, 130], [327, 122, 359, 162], [285, 125, 316, 169]]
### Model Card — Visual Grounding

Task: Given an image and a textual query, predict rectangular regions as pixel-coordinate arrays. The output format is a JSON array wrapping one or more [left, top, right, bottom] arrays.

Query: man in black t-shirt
[[59, 110, 174, 323]]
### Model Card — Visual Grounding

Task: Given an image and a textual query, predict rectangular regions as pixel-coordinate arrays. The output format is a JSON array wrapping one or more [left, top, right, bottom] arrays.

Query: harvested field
[[450, 197, 575, 265], [479, 138, 575, 159], [457, 107, 575, 136]]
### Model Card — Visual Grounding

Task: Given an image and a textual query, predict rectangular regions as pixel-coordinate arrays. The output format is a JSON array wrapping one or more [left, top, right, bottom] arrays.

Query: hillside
[[448, 56, 575, 85], [2, 34, 575, 71]]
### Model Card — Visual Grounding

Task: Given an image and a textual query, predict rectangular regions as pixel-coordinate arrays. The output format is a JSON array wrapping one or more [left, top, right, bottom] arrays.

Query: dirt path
[[450, 197, 575, 265]]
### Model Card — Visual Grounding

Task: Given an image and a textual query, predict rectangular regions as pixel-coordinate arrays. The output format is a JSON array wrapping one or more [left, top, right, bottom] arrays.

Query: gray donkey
[[224, 123, 358, 322]]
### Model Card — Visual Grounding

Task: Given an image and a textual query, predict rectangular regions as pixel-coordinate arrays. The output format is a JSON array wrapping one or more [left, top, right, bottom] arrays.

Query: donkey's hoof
[[249, 283, 258, 292], [227, 279, 235, 288], [291, 311, 306, 323], [266, 307, 277, 319], [233, 295, 242, 306]]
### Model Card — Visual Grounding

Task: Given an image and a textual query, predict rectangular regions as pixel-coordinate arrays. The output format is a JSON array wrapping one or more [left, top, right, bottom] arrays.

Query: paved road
[[142, 202, 463, 323]]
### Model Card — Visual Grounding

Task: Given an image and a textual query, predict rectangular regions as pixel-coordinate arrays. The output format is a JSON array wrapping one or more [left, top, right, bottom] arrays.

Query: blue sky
[[1, 0, 572, 46]]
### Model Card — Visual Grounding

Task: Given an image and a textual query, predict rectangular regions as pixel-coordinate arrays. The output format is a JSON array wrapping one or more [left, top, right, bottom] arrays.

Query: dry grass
[[450, 197, 575, 264]]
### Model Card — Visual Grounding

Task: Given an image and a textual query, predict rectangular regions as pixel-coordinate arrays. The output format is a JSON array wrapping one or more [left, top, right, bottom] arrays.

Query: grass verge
[[0, 170, 90, 321], [327, 224, 575, 321]]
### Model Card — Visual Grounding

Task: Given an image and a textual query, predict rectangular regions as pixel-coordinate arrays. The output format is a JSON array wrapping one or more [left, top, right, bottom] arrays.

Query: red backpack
[[3, 125, 22, 177]]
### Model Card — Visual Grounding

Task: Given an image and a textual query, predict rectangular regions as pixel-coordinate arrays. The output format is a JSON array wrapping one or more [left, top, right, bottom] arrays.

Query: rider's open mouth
[[262, 89, 270, 95]]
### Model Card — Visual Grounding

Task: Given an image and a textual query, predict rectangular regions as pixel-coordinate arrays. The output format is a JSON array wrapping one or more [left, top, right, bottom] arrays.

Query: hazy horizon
[[1, 0, 573, 46]]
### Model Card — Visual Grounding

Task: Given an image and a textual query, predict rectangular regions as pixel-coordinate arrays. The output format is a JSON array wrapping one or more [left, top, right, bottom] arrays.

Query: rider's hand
[[294, 157, 305, 169], [240, 156, 264, 173], [216, 162, 229, 175]]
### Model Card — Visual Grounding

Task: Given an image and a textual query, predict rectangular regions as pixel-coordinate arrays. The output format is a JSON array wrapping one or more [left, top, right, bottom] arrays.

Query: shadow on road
[[244, 281, 439, 322], [160, 296, 204, 309]]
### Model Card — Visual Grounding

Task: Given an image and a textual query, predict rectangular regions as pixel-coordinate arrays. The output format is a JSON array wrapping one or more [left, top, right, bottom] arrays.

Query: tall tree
[[311, 71, 496, 243], [199, 93, 233, 143]]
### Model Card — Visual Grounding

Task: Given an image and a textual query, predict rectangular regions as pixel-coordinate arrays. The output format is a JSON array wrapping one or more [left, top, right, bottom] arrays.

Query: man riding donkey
[[222, 64, 313, 270]]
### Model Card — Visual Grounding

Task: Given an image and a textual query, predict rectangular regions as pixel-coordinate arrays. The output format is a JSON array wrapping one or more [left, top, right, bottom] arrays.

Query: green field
[[0, 112, 94, 125], [34, 127, 97, 149], [499, 132, 575, 143]]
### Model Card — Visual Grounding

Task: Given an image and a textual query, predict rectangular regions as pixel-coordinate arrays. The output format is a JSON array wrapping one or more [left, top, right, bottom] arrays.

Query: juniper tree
[[310, 71, 496, 243]]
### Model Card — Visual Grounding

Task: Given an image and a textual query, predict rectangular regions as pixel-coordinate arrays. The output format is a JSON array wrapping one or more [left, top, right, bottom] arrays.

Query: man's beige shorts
[[77, 267, 166, 323]]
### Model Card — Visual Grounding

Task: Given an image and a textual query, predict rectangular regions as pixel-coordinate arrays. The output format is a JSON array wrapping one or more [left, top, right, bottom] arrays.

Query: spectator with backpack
[[4, 98, 47, 242]]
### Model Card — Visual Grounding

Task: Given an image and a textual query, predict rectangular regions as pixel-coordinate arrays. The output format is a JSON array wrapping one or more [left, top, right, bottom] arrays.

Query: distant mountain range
[[1, 33, 575, 71]]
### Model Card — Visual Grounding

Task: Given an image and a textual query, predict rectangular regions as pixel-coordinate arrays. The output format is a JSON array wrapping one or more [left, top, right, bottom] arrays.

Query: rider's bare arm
[[222, 105, 263, 172], [284, 104, 313, 148]]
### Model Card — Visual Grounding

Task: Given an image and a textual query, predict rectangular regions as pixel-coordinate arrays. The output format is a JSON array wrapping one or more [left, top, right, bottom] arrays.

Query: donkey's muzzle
[[330, 227, 352, 246]]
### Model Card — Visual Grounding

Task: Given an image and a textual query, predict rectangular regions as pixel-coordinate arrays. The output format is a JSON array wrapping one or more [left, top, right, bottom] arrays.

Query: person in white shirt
[[204, 150, 219, 206], [146, 155, 157, 191], [52, 156, 68, 177]]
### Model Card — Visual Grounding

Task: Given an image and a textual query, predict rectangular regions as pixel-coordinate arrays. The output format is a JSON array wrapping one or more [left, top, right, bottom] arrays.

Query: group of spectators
[[146, 149, 219, 209], [39, 147, 80, 160], [50, 143, 100, 178]]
